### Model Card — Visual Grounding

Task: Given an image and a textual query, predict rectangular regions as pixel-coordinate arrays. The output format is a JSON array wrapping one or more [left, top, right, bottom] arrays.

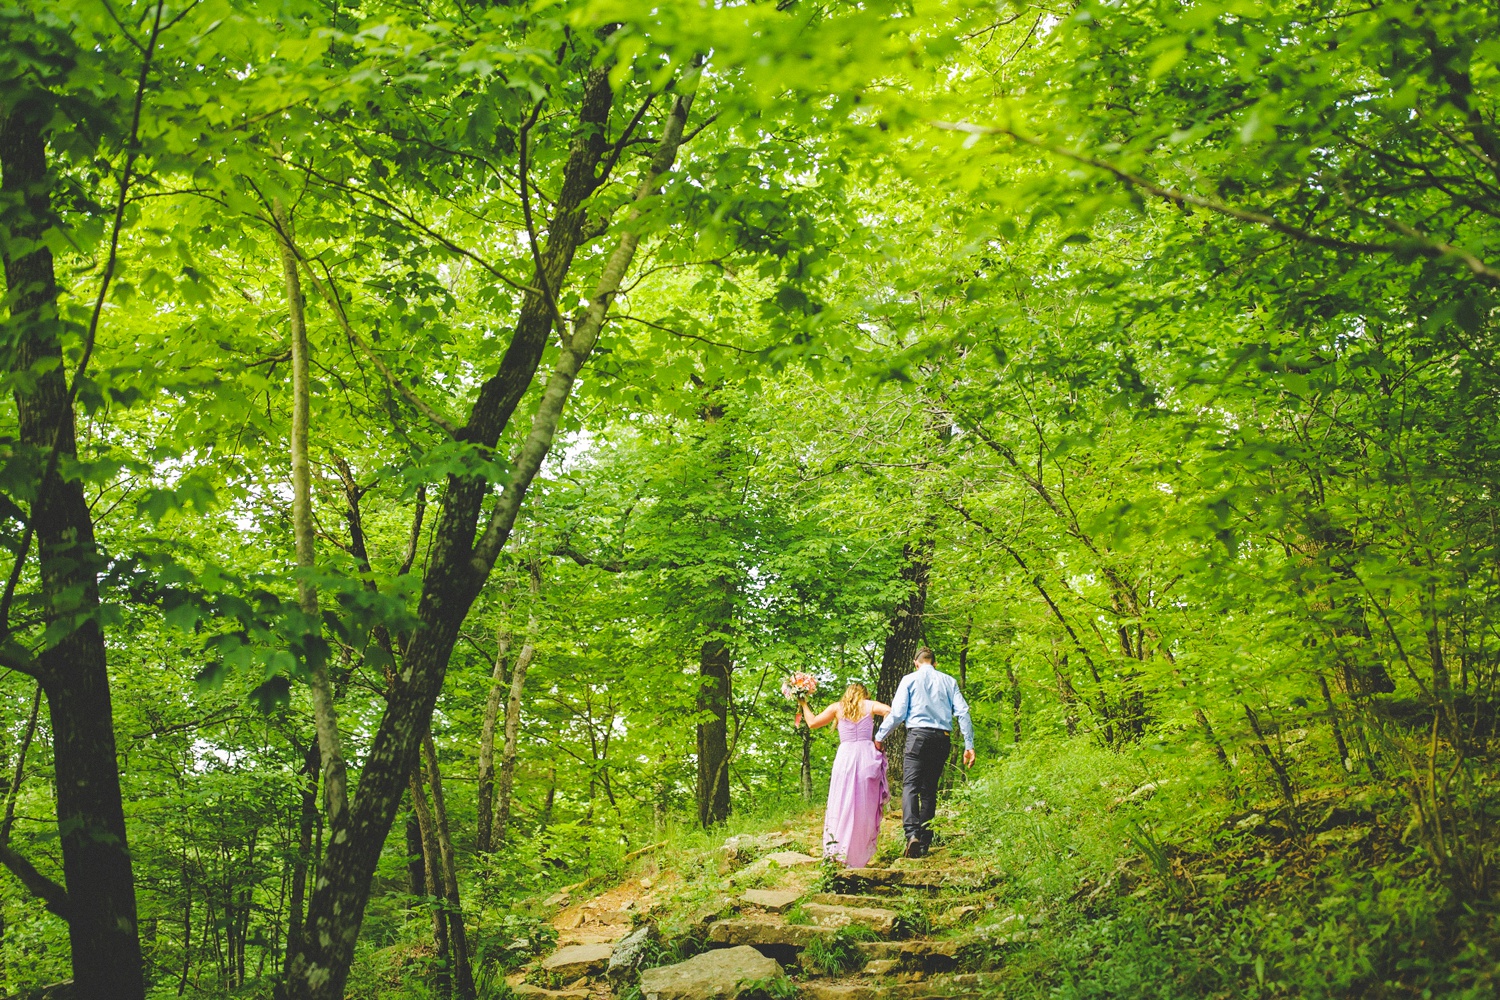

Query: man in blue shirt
[[875, 647, 975, 858]]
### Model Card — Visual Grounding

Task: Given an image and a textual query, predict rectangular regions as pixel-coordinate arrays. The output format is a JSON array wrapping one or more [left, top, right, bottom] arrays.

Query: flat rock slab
[[842, 868, 955, 891], [857, 938, 964, 972], [800, 985, 881, 1000], [514, 986, 591, 1000], [808, 893, 892, 908], [639, 945, 785, 1000], [800, 975, 996, 1000], [803, 903, 898, 936], [541, 942, 614, 977], [707, 918, 831, 948], [742, 888, 803, 912], [765, 851, 820, 867], [859, 939, 961, 960]]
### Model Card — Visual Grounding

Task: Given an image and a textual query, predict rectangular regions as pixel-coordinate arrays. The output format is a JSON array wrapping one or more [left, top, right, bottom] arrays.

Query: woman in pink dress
[[801, 684, 891, 868]]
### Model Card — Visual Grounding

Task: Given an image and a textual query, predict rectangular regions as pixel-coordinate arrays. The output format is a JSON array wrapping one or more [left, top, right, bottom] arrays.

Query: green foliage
[[3, 0, 1500, 995], [800, 926, 880, 976], [736, 975, 799, 1000]]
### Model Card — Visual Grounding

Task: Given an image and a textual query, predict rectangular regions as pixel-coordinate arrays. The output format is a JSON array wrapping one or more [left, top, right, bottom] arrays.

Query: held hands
[[874, 740, 884, 752], [963, 748, 976, 769]]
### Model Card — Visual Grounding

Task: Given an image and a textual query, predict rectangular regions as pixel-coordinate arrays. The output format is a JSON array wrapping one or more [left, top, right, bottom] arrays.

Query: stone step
[[640, 945, 787, 1000], [808, 892, 895, 909], [742, 887, 804, 913], [857, 938, 965, 972], [800, 973, 998, 1000], [540, 941, 614, 978], [803, 903, 900, 936], [513, 986, 590, 1000], [731, 850, 822, 883], [706, 918, 833, 949], [838, 867, 965, 892]]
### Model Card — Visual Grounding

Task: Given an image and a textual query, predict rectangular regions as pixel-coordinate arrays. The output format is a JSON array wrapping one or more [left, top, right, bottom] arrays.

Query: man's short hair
[[915, 647, 935, 664]]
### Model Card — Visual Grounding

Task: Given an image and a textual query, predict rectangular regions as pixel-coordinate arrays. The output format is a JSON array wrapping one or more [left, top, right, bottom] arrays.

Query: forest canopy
[[2, 0, 1498, 998]]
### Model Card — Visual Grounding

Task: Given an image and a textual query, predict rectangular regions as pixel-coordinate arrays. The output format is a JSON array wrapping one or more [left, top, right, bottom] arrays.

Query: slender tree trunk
[[1244, 704, 1297, 810], [1194, 708, 1234, 778], [495, 562, 542, 846], [542, 767, 557, 828], [282, 740, 319, 984], [1, 101, 145, 1000], [1317, 673, 1352, 772], [1006, 663, 1022, 743], [957, 614, 971, 692], [475, 627, 512, 853], [405, 806, 426, 902], [800, 725, 813, 802], [697, 638, 732, 827], [495, 639, 538, 847], [423, 736, 476, 1000], [273, 198, 349, 831], [286, 67, 699, 1000], [877, 539, 932, 784], [0, 683, 42, 845], [408, 769, 451, 997]]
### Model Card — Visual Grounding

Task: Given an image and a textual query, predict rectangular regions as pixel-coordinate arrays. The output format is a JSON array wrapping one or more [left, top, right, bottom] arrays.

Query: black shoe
[[904, 837, 922, 859]]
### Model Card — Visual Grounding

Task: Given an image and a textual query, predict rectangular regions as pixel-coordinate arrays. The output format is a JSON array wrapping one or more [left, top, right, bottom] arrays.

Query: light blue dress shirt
[[875, 666, 974, 750]]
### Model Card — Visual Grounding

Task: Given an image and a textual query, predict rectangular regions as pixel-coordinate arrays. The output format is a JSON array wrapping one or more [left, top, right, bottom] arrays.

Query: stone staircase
[[519, 835, 1003, 1000]]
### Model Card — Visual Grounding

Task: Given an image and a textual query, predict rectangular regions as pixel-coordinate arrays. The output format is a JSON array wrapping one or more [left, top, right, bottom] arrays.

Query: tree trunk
[[405, 807, 426, 902], [285, 66, 699, 1000], [800, 725, 813, 802], [697, 638, 732, 827], [957, 614, 971, 692], [495, 639, 538, 847], [877, 540, 932, 785], [494, 560, 541, 848], [422, 736, 476, 1000], [1006, 663, 1022, 743], [1, 100, 145, 1000], [273, 197, 349, 830], [408, 769, 451, 997], [475, 627, 511, 854], [282, 741, 319, 980]]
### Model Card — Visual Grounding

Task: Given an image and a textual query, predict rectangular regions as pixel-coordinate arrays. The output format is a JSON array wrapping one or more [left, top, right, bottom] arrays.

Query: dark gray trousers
[[902, 727, 950, 847]]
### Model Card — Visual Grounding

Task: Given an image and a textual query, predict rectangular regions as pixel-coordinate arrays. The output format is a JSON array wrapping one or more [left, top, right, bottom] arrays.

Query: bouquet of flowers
[[781, 671, 818, 726]]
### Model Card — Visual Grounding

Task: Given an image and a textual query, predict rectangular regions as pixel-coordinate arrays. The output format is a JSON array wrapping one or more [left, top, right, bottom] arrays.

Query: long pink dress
[[822, 713, 889, 868]]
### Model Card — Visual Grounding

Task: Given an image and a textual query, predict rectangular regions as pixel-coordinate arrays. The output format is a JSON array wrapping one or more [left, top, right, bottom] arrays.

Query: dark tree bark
[[405, 806, 426, 902], [282, 740, 319, 978], [696, 638, 732, 827], [423, 736, 476, 1000], [877, 539, 932, 784], [800, 725, 814, 802], [408, 768, 451, 997], [0, 101, 145, 1000]]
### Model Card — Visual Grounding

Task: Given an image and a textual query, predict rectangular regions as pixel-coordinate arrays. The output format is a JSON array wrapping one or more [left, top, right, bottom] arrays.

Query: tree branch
[[932, 120, 1500, 284], [0, 845, 71, 921]]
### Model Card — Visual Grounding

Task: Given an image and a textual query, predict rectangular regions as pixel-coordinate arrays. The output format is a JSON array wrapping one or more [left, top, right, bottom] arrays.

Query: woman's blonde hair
[[839, 682, 869, 721]]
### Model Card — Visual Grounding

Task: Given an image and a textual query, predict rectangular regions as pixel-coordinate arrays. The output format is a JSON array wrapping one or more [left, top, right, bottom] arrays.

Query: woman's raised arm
[[803, 700, 840, 729]]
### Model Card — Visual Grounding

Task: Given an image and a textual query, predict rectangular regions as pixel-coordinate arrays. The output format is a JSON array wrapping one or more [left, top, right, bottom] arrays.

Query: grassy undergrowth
[[950, 740, 1500, 999]]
